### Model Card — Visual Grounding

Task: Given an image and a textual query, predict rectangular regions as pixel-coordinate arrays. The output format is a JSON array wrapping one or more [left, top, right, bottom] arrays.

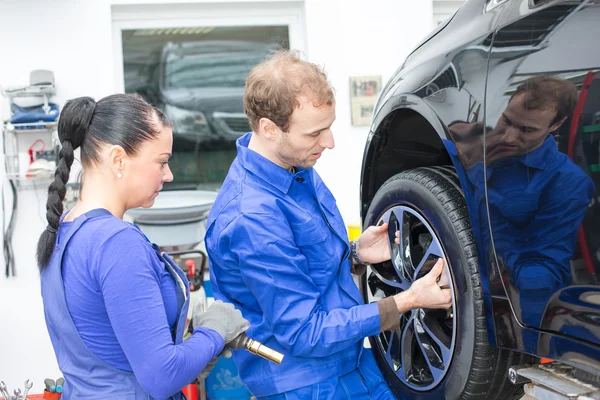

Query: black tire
[[361, 166, 535, 400]]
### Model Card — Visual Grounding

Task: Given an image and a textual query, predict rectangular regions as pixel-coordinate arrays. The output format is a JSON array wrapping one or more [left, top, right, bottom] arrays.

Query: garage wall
[[0, 0, 436, 390]]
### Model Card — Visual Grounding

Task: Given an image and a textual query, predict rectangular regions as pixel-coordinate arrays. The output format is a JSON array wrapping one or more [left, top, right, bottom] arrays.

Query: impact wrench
[[188, 322, 284, 364], [228, 333, 284, 365]]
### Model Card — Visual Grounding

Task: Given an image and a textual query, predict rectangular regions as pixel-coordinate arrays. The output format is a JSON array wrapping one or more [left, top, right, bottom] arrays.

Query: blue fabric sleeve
[[95, 228, 225, 399], [223, 213, 380, 358]]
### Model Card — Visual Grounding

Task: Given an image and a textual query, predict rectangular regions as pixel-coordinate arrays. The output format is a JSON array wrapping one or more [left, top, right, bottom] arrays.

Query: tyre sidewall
[[363, 175, 478, 400]]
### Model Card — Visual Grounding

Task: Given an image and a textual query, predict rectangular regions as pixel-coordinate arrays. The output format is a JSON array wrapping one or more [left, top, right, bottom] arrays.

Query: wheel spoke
[[385, 327, 402, 372], [366, 268, 408, 305], [369, 266, 411, 292], [397, 209, 416, 281], [372, 205, 456, 392], [385, 210, 406, 282], [413, 238, 444, 281], [400, 313, 416, 378], [414, 312, 446, 381], [419, 311, 452, 367]]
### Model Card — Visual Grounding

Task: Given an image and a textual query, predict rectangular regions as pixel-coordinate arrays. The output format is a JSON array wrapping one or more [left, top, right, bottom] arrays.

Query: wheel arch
[[360, 95, 451, 220], [359, 94, 503, 347]]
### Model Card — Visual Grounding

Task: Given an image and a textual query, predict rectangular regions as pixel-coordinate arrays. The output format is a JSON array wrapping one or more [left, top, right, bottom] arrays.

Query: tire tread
[[376, 167, 531, 400]]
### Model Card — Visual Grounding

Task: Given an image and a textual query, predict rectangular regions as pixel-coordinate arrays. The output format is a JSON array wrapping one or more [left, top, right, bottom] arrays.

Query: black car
[[126, 39, 281, 189], [359, 0, 600, 398]]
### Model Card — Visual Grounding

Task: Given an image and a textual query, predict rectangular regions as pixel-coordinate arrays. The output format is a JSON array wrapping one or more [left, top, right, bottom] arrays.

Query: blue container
[[205, 355, 252, 400], [204, 279, 213, 298]]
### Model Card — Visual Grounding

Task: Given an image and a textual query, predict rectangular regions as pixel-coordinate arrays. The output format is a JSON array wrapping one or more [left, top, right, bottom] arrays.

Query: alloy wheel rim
[[365, 205, 457, 391]]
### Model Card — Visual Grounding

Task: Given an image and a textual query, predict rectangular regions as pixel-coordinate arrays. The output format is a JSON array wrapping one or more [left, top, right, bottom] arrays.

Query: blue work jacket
[[447, 135, 594, 344], [205, 133, 382, 397]]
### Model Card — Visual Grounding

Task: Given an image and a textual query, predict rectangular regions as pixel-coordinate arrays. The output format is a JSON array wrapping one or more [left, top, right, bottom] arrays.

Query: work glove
[[192, 300, 248, 380], [192, 300, 250, 346]]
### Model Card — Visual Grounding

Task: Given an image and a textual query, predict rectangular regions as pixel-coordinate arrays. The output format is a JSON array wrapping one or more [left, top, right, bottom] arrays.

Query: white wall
[[0, 0, 434, 393], [305, 0, 433, 227]]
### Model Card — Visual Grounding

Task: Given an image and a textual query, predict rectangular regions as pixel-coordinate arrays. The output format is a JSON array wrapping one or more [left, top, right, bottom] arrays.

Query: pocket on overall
[[292, 219, 336, 288]]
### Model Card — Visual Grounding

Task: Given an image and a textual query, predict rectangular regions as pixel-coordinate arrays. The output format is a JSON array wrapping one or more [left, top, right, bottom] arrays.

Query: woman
[[37, 94, 249, 399]]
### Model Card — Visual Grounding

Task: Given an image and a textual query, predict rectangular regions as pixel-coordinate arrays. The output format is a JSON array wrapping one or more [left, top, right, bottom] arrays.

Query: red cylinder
[[182, 384, 199, 400]]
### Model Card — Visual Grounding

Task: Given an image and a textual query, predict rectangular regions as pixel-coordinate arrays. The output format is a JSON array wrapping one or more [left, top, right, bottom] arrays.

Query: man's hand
[[356, 223, 396, 264], [393, 259, 452, 313]]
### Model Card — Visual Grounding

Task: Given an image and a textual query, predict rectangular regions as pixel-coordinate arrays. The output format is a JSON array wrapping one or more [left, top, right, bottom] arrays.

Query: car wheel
[[361, 166, 534, 400]]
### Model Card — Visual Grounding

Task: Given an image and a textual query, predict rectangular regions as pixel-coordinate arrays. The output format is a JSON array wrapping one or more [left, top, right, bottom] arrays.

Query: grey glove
[[193, 300, 250, 345]]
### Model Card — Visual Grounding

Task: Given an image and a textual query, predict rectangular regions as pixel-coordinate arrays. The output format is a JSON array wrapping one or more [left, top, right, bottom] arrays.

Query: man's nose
[[320, 129, 335, 150], [501, 126, 520, 144]]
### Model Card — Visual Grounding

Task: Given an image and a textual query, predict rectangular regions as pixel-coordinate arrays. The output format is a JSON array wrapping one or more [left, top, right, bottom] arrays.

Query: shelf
[[3, 122, 57, 133], [1, 84, 55, 98]]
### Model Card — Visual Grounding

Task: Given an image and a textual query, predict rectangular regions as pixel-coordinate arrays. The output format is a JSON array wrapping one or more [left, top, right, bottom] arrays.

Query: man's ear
[[549, 117, 567, 133], [258, 118, 281, 140]]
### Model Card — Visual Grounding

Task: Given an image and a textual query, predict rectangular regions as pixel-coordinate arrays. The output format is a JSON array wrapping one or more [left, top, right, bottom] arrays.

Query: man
[[204, 50, 452, 399], [450, 76, 594, 351]]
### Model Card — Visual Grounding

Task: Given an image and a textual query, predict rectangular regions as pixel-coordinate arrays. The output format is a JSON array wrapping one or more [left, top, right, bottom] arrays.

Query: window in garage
[[122, 26, 289, 190]]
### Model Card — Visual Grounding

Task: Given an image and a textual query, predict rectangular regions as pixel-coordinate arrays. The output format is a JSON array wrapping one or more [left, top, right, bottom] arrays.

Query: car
[[157, 40, 273, 147], [128, 39, 281, 189], [358, 0, 600, 399]]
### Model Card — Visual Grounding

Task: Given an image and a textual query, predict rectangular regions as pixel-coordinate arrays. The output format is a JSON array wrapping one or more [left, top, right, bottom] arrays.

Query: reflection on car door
[[483, 0, 600, 353]]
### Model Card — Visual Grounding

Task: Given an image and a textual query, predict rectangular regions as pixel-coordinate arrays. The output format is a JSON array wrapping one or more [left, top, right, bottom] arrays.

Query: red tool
[[27, 139, 46, 164], [186, 259, 196, 290]]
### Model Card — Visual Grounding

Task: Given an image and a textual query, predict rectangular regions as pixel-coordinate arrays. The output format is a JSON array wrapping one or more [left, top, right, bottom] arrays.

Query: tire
[[360, 166, 534, 400]]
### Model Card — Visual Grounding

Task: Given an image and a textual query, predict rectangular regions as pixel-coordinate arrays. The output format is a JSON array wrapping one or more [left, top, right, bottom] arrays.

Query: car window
[[163, 43, 273, 89], [122, 26, 290, 190]]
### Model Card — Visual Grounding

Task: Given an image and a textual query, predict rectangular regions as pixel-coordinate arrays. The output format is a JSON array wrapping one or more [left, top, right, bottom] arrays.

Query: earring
[[117, 173, 123, 179]]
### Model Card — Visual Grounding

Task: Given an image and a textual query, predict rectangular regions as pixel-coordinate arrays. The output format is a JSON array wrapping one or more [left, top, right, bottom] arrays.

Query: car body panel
[[360, 0, 600, 373]]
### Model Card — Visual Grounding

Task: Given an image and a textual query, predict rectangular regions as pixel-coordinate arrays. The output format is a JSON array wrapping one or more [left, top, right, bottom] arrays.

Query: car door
[[482, 0, 600, 352]]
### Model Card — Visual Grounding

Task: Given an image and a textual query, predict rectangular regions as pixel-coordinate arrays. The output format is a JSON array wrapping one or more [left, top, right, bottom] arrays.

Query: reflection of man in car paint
[[447, 76, 595, 351], [486, 77, 577, 164]]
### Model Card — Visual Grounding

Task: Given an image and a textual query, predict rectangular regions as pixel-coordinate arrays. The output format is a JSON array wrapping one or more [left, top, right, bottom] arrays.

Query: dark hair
[[510, 75, 578, 126], [36, 93, 170, 270]]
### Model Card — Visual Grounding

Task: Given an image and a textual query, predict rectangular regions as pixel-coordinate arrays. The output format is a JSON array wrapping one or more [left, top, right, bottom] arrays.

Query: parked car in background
[[129, 39, 280, 189], [158, 40, 274, 149], [359, 0, 600, 398]]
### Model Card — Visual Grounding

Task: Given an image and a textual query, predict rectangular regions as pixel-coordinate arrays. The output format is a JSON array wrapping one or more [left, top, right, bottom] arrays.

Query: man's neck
[[248, 132, 294, 172]]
